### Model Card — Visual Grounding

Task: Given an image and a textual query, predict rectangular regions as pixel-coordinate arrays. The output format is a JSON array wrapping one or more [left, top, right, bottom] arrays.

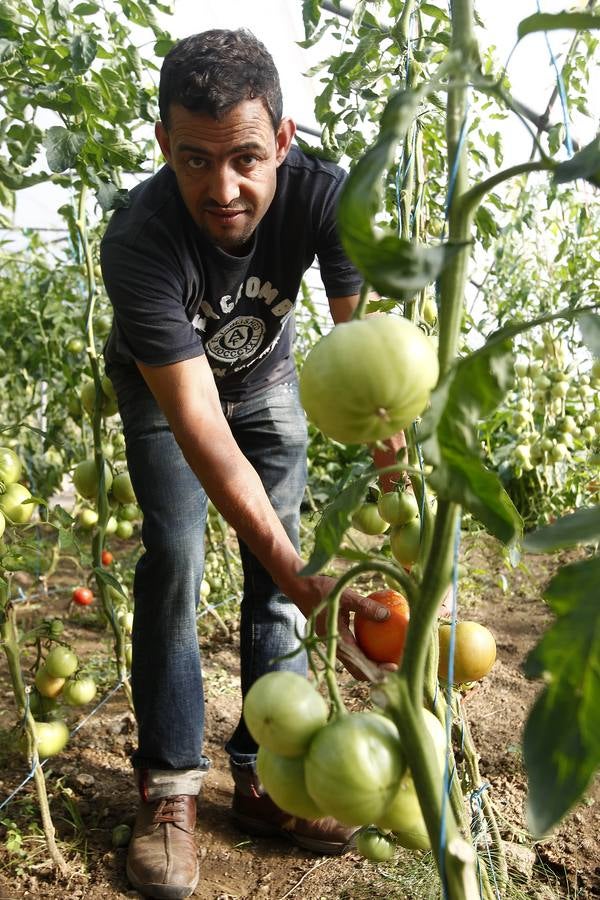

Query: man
[[101, 28, 394, 900]]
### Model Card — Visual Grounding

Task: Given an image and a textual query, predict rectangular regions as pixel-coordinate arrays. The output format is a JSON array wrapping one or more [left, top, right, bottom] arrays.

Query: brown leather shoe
[[231, 765, 356, 855], [126, 795, 199, 899]]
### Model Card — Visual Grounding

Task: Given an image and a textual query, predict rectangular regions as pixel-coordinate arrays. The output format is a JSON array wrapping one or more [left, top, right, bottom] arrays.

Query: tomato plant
[[354, 589, 410, 665], [243, 671, 328, 757], [72, 586, 94, 607], [438, 622, 497, 684]]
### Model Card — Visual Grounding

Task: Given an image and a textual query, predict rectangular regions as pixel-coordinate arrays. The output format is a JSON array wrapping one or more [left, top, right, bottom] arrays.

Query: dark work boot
[[230, 763, 356, 855], [126, 794, 199, 899]]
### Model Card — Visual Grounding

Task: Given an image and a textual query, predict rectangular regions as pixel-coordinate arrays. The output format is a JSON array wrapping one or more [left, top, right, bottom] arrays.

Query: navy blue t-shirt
[[100, 145, 362, 401]]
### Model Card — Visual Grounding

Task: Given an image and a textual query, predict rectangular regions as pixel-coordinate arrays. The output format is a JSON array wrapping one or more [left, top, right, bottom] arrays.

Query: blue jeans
[[108, 365, 309, 771]]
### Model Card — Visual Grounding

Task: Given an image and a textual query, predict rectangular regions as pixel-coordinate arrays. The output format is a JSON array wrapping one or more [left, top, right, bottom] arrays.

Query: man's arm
[[136, 353, 390, 678]]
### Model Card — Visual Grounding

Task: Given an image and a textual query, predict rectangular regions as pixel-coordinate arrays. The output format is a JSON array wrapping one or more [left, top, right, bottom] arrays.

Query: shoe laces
[[153, 795, 187, 825]]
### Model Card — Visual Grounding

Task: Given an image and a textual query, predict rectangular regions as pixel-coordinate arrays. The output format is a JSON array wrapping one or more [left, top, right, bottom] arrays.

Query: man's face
[[155, 99, 295, 254]]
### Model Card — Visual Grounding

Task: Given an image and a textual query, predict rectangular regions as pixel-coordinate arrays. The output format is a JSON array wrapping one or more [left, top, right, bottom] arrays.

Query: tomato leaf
[[419, 340, 523, 545], [92, 565, 126, 596], [301, 472, 377, 575], [523, 555, 600, 837], [517, 12, 600, 41], [42, 126, 86, 173], [523, 507, 600, 553], [553, 134, 600, 188], [70, 32, 97, 74], [337, 87, 467, 300]]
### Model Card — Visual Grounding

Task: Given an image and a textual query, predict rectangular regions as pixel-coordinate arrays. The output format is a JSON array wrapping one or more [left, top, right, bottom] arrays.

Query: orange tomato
[[354, 589, 410, 665]]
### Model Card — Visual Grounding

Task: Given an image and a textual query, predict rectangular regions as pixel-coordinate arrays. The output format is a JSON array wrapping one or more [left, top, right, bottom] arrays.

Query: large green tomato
[[73, 459, 113, 499], [0, 447, 22, 485], [390, 517, 421, 568], [351, 503, 389, 535], [299, 316, 439, 444], [256, 746, 323, 819], [304, 712, 405, 826], [0, 483, 34, 524], [243, 671, 329, 757]]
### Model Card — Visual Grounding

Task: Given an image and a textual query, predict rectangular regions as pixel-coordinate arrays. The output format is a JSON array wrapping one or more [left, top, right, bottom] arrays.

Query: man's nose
[[208, 165, 241, 207]]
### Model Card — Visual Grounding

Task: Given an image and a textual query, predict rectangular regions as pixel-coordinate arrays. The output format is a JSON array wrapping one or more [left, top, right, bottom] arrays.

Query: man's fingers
[[341, 590, 391, 622]]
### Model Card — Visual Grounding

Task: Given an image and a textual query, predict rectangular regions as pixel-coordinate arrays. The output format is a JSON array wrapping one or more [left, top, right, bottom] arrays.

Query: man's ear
[[275, 116, 296, 166], [155, 122, 172, 166]]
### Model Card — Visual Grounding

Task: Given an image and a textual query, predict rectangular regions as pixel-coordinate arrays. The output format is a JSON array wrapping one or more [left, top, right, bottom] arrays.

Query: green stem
[[1, 598, 68, 874], [460, 160, 554, 217], [351, 282, 371, 321]]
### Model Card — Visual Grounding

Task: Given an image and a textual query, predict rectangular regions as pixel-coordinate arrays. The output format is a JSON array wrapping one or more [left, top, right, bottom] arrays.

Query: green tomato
[[421, 296, 437, 326], [0, 482, 34, 524], [111, 824, 132, 848], [62, 676, 97, 706], [356, 827, 396, 862], [105, 515, 118, 535], [120, 503, 139, 522], [101, 373, 118, 402], [45, 646, 78, 679], [299, 316, 439, 444], [304, 712, 405, 826], [351, 503, 389, 536], [256, 746, 322, 820], [0, 510, 4, 540], [111, 471, 137, 505], [81, 381, 119, 418], [0, 447, 22, 485], [390, 517, 421, 568], [34, 667, 65, 699], [243, 671, 328, 758], [116, 519, 134, 539], [95, 313, 113, 338], [377, 490, 419, 527], [73, 459, 113, 500], [66, 337, 85, 354], [78, 508, 99, 530], [32, 720, 69, 758]]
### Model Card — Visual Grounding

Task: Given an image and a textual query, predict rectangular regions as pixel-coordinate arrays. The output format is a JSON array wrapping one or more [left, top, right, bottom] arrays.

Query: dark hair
[[158, 29, 283, 132]]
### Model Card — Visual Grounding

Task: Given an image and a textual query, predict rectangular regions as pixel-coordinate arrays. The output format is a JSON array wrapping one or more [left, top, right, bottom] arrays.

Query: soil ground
[[0, 531, 598, 900]]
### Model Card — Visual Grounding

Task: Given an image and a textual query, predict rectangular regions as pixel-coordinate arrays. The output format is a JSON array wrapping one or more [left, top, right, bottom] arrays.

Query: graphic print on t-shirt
[[206, 317, 266, 363], [190, 274, 295, 380]]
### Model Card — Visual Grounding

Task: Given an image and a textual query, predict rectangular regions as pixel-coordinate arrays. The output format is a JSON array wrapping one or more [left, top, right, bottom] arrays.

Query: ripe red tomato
[[354, 589, 410, 665], [72, 586, 94, 606], [101, 549, 113, 566]]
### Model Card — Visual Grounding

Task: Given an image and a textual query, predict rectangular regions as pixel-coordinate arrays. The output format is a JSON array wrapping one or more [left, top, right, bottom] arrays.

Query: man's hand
[[299, 574, 398, 682]]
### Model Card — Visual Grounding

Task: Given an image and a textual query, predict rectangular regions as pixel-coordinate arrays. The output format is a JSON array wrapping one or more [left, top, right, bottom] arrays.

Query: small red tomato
[[72, 586, 94, 607], [101, 549, 113, 566]]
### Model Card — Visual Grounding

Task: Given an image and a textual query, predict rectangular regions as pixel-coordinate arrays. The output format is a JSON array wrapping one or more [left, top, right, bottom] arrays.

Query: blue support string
[[438, 512, 462, 899], [536, 0, 574, 157]]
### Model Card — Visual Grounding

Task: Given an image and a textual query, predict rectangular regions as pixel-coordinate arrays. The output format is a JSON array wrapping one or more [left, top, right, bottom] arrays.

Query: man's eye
[[239, 155, 257, 167], [187, 158, 206, 169]]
